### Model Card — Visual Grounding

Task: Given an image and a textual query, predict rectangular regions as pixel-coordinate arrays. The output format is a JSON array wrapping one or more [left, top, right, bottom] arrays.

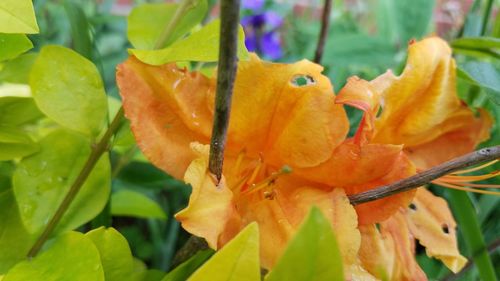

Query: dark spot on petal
[[442, 224, 449, 234]]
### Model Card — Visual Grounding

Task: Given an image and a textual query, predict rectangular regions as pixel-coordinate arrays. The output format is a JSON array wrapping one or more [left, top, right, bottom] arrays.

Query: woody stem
[[208, 0, 241, 181], [27, 107, 125, 258], [349, 145, 500, 205], [313, 0, 332, 64]]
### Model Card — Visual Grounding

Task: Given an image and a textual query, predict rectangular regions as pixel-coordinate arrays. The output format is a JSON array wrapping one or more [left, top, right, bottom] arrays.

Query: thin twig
[[27, 107, 125, 258], [349, 145, 500, 205], [441, 237, 500, 281], [171, 236, 208, 268], [208, 0, 241, 181], [313, 0, 332, 64]]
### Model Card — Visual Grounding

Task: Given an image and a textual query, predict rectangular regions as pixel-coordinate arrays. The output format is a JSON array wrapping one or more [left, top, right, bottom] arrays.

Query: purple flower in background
[[241, 4, 284, 60], [242, 0, 265, 10]]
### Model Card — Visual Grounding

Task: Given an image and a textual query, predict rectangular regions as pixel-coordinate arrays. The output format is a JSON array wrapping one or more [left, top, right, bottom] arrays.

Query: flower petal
[[372, 37, 491, 151], [381, 212, 428, 281], [230, 176, 360, 269], [175, 143, 234, 249], [404, 188, 467, 273], [117, 57, 213, 179], [348, 152, 417, 225], [295, 140, 405, 187], [359, 224, 396, 280], [405, 109, 493, 169], [227, 54, 349, 168]]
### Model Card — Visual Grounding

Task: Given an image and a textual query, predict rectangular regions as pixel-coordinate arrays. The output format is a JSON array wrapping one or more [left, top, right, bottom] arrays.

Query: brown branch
[[208, 0, 241, 181], [171, 236, 208, 268], [441, 237, 500, 281], [349, 145, 500, 205], [27, 107, 125, 258], [313, 0, 332, 64]]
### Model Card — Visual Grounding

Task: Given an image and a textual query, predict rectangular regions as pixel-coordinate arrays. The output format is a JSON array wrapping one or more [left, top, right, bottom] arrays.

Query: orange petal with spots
[[117, 57, 213, 179], [174, 144, 234, 249], [381, 212, 428, 281], [405, 188, 467, 273]]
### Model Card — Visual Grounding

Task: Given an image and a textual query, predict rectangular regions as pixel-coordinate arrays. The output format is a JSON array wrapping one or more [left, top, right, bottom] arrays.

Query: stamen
[[450, 182, 500, 188], [440, 171, 499, 182], [451, 160, 498, 175], [242, 165, 292, 196], [233, 149, 246, 175], [246, 160, 264, 186], [433, 180, 500, 196]]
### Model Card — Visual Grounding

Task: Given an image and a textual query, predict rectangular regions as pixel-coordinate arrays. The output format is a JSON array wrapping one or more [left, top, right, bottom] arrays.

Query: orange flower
[[117, 53, 414, 275], [116, 36, 491, 278], [337, 37, 491, 279]]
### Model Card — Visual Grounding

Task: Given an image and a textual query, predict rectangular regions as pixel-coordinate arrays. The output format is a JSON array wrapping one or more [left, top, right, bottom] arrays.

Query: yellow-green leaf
[[0, 125, 38, 160], [13, 129, 111, 234], [111, 190, 167, 220], [127, 0, 207, 49], [188, 223, 260, 281], [30, 45, 108, 137], [0, 0, 39, 34], [0, 34, 32, 62], [0, 189, 35, 274], [3, 232, 104, 281], [265, 207, 344, 281], [130, 20, 249, 65], [85, 227, 137, 281]]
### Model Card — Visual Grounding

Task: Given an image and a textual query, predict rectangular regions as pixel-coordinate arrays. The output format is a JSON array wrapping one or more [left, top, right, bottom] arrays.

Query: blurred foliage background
[[3, 0, 499, 279]]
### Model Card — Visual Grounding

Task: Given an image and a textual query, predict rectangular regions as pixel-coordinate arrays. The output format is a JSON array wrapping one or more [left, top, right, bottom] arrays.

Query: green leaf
[[13, 129, 111, 234], [0, 189, 35, 274], [85, 227, 137, 281], [64, 1, 93, 60], [3, 232, 104, 281], [0, 97, 43, 125], [452, 37, 500, 59], [0, 34, 32, 62], [188, 223, 260, 281], [447, 190, 497, 281], [265, 207, 343, 281], [30, 45, 108, 137], [161, 250, 213, 281], [127, 0, 208, 49], [0, 0, 39, 34], [0, 125, 38, 160], [130, 20, 249, 65], [0, 53, 37, 84], [111, 190, 167, 220], [452, 37, 500, 51], [457, 61, 500, 104]]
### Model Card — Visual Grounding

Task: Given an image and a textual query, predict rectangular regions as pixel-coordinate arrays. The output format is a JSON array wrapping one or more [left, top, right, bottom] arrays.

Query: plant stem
[[154, 0, 198, 49], [208, 0, 241, 181], [27, 107, 125, 258], [313, 0, 332, 64], [446, 190, 497, 281], [481, 0, 494, 36], [349, 145, 500, 205]]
